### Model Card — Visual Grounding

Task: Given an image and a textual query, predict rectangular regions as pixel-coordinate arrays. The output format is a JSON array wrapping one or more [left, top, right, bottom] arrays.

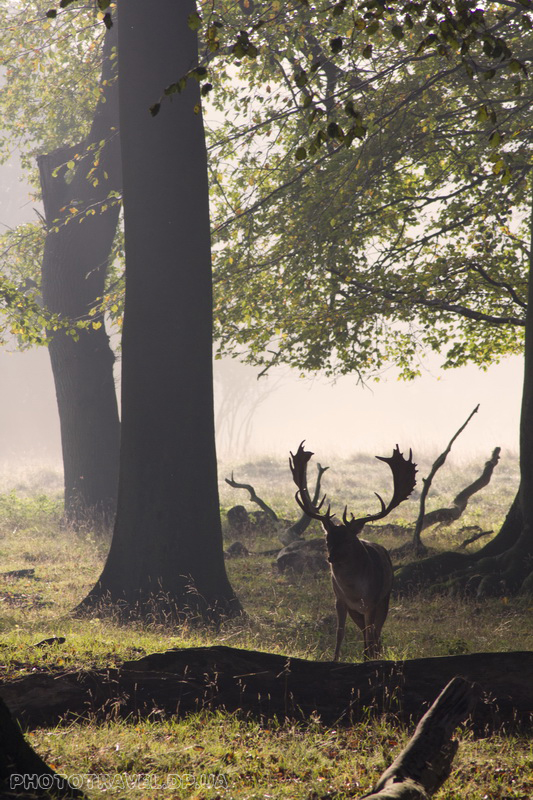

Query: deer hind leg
[[333, 599, 349, 662], [365, 595, 391, 659], [361, 615, 378, 660], [346, 607, 366, 659]]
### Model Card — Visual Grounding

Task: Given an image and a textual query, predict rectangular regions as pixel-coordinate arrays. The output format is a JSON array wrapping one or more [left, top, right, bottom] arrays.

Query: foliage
[[0, 0, 122, 341], [206, 0, 532, 378], [2, 1, 531, 377]]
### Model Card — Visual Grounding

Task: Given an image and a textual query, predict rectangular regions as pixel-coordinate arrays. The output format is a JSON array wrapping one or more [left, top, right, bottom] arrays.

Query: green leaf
[[332, 0, 347, 16], [187, 11, 202, 31], [362, 43, 373, 58], [391, 25, 404, 40], [327, 121, 344, 140], [330, 37, 343, 54], [149, 103, 161, 117], [295, 146, 307, 161], [164, 77, 187, 95], [191, 66, 208, 81], [489, 131, 501, 148], [416, 34, 438, 54], [46, 9, 57, 18], [294, 70, 308, 88], [501, 167, 512, 185]]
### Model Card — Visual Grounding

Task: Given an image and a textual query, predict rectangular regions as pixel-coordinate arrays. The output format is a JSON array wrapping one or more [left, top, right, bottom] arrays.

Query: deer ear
[[321, 518, 338, 535], [345, 517, 366, 535]]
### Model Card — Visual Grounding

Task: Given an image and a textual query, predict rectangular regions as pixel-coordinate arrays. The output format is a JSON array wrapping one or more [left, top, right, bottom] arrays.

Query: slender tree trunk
[[39, 22, 121, 528], [517, 193, 533, 553], [78, 0, 241, 620]]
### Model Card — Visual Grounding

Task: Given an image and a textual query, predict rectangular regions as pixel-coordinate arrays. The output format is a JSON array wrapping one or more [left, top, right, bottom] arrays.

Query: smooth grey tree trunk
[[78, 0, 241, 620]]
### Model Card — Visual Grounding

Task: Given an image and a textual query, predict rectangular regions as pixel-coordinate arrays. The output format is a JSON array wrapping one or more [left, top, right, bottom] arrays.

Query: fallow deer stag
[[290, 442, 417, 661]]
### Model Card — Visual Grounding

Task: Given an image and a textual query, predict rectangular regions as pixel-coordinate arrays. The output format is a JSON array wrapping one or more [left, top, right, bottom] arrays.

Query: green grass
[[0, 453, 531, 799]]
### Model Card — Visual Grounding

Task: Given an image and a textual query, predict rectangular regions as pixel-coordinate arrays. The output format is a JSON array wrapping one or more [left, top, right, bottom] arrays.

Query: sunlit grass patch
[[24, 714, 533, 800], [0, 452, 530, 800]]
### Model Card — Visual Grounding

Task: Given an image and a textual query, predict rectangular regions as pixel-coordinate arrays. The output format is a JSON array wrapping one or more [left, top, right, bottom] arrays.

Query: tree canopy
[[1, 1, 531, 381], [0, 0, 122, 344], [205, 0, 531, 379]]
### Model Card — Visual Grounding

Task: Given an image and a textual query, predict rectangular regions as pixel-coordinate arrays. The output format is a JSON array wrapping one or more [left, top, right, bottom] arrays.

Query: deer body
[[326, 527, 394, 659], [290, 442, 416, 662]]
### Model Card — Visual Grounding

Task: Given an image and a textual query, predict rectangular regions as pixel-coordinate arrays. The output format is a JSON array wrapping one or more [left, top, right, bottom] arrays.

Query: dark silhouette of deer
[[290, 442, 417, 661]]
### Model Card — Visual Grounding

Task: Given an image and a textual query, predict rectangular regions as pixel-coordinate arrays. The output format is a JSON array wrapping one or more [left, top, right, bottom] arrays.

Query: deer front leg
[[333, 598, 348, 662], [370, 594, 390, 658]]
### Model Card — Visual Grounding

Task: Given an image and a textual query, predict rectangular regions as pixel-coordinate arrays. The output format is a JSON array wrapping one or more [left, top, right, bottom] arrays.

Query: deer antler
[[291, 442, 417, 533], [289, 441, 334, 524], [343, 445, 417, 530]]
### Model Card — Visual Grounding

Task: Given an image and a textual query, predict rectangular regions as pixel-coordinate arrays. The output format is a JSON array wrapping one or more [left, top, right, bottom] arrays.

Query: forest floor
[[0, 450, 531, 799]]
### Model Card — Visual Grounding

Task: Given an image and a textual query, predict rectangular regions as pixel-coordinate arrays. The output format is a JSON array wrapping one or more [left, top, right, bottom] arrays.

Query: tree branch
[[421, 448, 501, 532], [413, 405, 480, 555], [362, 677, 478, 800]]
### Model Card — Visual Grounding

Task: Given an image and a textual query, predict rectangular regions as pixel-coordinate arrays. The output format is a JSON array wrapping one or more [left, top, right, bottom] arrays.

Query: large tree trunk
[[77, 0, 241, 620], [39, 21, 121, 528]]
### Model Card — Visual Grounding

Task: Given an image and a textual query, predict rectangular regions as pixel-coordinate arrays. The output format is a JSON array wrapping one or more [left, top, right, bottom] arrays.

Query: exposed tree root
[[395, 538, 533, 598]]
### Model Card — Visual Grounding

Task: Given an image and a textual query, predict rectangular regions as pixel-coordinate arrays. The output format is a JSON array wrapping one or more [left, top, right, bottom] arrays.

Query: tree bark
[[39, 20, 121, 528], [362, 677, 477, 800], [76, 0, 241, 620], [419, 448, 500, 533], [1, 647, 531, 733], [0, 698, 88, 799]]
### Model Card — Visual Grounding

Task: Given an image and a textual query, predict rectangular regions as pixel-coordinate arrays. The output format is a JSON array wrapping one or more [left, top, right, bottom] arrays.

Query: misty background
[[0, 140, 522, 473]]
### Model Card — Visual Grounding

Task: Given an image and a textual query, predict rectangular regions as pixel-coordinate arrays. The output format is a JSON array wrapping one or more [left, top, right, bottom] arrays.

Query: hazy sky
[[249, 355, 522, 461], [0, 343, 522, 468]]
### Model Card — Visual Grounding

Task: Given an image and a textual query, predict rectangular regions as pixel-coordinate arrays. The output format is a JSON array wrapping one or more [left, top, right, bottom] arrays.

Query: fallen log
[[1, 647, 531, 733], [0, 676, 476, 800]]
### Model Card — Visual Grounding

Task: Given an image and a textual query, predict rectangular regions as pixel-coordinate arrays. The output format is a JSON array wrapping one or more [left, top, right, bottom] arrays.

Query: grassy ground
[[0, 452, 531, 799]]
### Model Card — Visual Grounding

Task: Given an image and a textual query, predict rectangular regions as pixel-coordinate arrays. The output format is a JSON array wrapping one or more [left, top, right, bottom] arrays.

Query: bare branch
[[225, 473, 278, 522], [413, 405, 480, 555], [421, 448, 501, 532]]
